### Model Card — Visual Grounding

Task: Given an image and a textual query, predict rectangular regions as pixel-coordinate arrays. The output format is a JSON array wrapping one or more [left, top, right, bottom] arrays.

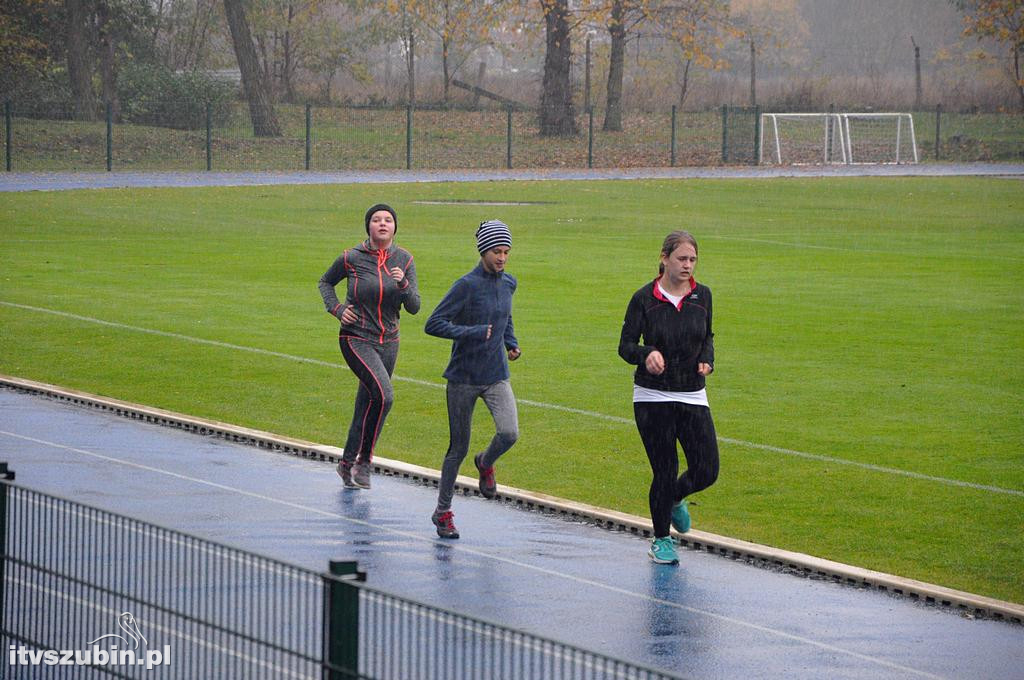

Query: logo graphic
[[8, 611, 171, 670], [88, 612, 148, 649]]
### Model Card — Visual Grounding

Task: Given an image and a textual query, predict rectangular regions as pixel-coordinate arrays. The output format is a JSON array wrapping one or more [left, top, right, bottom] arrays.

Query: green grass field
[[1, 177, 1022, 604]]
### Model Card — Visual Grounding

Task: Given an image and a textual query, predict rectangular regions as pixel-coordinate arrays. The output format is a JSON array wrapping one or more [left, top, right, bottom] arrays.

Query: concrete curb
[[3, 373, 1021, 625]]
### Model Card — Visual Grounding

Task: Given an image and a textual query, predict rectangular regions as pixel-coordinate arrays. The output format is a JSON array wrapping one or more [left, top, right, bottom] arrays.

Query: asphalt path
[[1, 387, 1021, 680], [0, 163, 1022, 192]]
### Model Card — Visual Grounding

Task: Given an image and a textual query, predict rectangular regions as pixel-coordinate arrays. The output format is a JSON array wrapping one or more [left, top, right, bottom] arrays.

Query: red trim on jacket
[[651, 276, 696, 311]]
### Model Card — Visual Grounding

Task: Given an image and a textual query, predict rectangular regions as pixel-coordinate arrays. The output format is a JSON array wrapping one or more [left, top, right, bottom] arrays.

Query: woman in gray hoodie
[[319, 204, 420, 489]]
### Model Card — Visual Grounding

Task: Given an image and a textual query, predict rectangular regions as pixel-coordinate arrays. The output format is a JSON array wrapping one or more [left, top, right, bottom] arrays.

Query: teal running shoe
[[671, 500, 691, 533], [648, 537, 679, 565]]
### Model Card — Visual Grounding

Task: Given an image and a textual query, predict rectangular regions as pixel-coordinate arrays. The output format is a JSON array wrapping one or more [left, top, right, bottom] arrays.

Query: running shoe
[[336, 461, 359, 489], [671, 500, 691, 534], [431, 510, 460, 539], [352, 461, 371, 489], [474, 453, 497, 499], [648, 537, 679, 565]]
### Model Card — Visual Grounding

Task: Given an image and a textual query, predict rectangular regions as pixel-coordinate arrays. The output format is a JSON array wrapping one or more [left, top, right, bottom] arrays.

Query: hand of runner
[[645, 350, 665, 375], [508, 347, 521, 361], [697, 362, 713, 376], [340, 305, 358, 324], [389, 267, 405, 283]]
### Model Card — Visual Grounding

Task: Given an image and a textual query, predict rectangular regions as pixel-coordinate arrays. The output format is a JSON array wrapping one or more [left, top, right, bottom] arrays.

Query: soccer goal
[[760, 112, 918, 165]]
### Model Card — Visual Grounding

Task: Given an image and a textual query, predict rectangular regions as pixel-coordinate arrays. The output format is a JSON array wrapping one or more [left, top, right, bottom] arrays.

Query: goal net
[[760, 112, 918, 165]]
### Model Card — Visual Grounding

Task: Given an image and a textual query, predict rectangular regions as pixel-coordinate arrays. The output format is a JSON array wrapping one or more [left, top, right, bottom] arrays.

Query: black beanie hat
[[365, 204, 397, 234]]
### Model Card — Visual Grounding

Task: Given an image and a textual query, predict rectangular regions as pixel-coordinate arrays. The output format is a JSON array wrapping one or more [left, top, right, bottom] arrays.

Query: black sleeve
[[698, 287, 714, 368], [618, 290, 653, 366]]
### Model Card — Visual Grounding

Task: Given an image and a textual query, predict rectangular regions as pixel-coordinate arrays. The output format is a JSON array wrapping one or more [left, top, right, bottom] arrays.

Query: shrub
[[117, 63, 237, 130]]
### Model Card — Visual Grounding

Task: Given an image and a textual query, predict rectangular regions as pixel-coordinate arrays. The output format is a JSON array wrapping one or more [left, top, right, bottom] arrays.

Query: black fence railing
[[0, 465, 684, 680], [4, 100, 1020, 173]]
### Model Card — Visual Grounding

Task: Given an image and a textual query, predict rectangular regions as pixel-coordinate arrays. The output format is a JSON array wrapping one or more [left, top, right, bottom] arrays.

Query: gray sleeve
[[318, 254, 347, 319], [400, 257, 420, 315]]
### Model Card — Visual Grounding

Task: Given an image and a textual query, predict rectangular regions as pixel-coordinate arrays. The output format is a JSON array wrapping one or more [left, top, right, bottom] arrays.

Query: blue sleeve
[[425, 279, 489, 340], [503, 275, 518, 349]]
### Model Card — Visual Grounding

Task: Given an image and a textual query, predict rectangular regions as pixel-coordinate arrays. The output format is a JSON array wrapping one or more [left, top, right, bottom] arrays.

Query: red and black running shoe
[[474, 453, 497, 499]]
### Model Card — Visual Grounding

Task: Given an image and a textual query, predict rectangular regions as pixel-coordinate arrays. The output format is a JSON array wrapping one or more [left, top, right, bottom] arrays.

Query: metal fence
[[0, 465, 683, 680], [4, 99, 1020, 173]]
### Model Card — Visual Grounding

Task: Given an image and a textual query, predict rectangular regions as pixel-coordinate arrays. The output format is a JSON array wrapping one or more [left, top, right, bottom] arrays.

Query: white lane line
[[0, 430, 947, 680], [702, 234, 1024, 262], [2, 300, 1021, 499]]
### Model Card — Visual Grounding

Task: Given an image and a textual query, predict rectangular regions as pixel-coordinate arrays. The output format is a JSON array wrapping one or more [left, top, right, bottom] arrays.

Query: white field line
[[0, 431, 948, 680], [701, 234, 1024, 262], [2, 300, 1021, 499]]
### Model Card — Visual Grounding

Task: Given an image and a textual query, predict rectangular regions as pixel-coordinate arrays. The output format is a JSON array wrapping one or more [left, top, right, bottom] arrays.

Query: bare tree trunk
[[223, 0, 281, 137], [1015, 45, 1024, 113], [442, 0, 451, 106], [405, 27, 416, 105], [539, 0, 577, 136], [96, 0, 118, 119], [602, 0, 626, 131], [152, 0, 165, 55], [749, 38, 757, 107], [678, 58, 692, 108], [911, 36, 922, 110], [65, 0, 96, 120], [442, 37, 451, 106], [282, 3, 296, 104]]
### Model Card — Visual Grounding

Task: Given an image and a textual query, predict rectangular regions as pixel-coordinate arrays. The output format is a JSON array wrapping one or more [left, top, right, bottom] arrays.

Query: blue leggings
[[634, 401, 719, 538]]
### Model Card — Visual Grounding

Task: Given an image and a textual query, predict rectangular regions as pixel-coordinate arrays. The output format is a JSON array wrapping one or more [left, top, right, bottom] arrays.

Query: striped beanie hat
[[475, 219, 512, 254]]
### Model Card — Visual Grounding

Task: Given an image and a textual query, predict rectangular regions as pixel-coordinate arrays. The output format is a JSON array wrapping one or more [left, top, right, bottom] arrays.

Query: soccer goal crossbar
[[759, 112, 919, 165]]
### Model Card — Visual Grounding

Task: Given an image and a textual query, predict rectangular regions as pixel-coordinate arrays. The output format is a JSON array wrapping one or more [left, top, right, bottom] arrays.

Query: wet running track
[[1, 387, 1021, 680]]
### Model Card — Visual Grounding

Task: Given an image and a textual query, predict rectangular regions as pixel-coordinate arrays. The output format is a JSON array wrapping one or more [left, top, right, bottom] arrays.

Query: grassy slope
[[1, 177, 1021, 602]]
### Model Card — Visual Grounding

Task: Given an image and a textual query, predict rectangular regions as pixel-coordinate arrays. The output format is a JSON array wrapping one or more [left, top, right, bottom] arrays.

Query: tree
[[223, 0, 281, 136], [598, 0, 731, 130], [539, 0, 577, 135], [727, 0, 806, 106], [0, 0, 59, 98], [66, 0, 97, 119], [601, 0, 639, 131], [652, 0, 733, 108], [955, 0, 1024, 110], [383, 0, 513, 106]]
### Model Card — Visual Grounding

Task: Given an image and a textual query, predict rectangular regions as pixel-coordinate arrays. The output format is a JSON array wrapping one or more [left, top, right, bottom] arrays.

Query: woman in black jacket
[[618, 230, 719, 565]]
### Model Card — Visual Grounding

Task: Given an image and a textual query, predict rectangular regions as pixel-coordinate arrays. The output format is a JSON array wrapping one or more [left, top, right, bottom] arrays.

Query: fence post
[[324, 560, 365, 680], [305, 103, 312, 171], [753, 104, 762, 165], [934, 104, 941, 161], [670, 105, 677, 167], [0, 463, 15, 635], [406, 105, 413, 170], [827, 103, 835, 163], [205, 102, 212, 171], [506, 108, 513, 170], [105, 102, 113, 172], [720, 105, 728, 164], [587, 108, 594, 169], [5, 101, 11, 172]]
